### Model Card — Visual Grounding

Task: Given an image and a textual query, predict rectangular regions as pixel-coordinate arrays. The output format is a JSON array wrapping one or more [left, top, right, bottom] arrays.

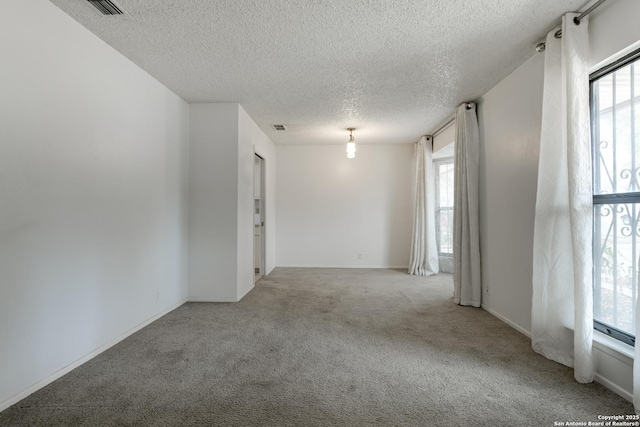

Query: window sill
[[593, 330, 634, 363]]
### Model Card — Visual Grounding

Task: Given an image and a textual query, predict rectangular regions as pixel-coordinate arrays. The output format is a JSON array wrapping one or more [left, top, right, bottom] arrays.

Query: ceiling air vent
[[272, 125, 287, 131], [87, 0, 124, 15]]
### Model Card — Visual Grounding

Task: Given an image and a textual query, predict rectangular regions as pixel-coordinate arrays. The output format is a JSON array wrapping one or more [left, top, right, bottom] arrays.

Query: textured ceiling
[[50, 0, 589, 145]]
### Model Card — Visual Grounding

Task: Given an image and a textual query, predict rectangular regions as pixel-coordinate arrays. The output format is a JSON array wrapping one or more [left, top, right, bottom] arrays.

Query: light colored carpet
[[0, 268, 633, 426]]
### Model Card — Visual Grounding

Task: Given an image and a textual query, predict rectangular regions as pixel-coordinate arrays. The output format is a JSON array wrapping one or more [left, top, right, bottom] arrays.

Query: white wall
[[277, 144, 413, 268], [477, 0, 640, 400], [188, 104, 239, 301], [0, 0, 189, 410], [189, 104, 276, 302], [477, 52, 544, 334]]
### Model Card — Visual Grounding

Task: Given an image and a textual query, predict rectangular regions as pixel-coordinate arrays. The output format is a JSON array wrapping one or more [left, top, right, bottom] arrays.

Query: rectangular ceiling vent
[[87, 0, 124, 15], [272, 125, 287, 131]]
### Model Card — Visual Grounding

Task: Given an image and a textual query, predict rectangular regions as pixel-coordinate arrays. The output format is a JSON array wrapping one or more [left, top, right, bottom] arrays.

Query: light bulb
[[346, 142, 356, 154], [346, 128, 356, 159]]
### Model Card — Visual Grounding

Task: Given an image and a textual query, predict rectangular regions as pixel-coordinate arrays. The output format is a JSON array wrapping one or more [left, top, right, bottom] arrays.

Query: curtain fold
[[531, 13, 594, 384], [453, 103, 481, 307], [409, 136, 439, 276]]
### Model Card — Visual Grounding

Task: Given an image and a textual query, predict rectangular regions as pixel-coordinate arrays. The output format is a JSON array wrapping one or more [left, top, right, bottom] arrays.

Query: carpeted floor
[[0, 268, 634, 426]]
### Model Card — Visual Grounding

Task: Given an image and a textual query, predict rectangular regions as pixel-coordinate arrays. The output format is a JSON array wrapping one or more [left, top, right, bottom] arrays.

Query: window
[[591, 48, 640, 346], [435, 158, 454, 256]]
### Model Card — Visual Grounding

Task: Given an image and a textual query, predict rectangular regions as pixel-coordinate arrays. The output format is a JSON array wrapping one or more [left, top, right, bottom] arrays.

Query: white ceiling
[[50, 0, 589, 145]]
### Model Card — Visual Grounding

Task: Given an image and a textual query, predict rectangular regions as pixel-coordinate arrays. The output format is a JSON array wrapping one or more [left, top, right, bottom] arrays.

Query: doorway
[[253, 154, 265, 283]]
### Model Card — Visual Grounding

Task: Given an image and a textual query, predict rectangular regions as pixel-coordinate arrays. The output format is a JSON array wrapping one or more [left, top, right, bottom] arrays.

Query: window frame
[[590, 47, 640, 348]]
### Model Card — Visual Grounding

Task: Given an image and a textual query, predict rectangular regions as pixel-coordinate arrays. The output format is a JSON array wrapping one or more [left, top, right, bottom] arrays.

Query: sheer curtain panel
[[409, 136, 439, 276], [453, 103, 481, 307], [531, 13, 594, 384]]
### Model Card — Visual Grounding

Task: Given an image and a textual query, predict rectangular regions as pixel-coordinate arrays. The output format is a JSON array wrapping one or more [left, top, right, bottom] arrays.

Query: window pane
[[435, 159, 454, 256], [437, 162, 454, 208], [592, 52, 640, 344], [437, 207, 453, 254], [593, 203, 639, 336], [593, 62, 639, 195]]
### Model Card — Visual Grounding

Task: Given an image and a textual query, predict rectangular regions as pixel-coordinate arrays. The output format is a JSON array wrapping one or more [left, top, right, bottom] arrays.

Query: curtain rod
[[535, 0, 609, 52], [421, 101, 475, 143], [431, 115, 455, 138], [429, 102, 474, 138], [575, 0, 608, 24], [415, 116, 452, 145]]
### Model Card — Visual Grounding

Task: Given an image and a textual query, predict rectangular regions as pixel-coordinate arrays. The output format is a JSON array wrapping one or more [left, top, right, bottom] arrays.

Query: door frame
[[253, 152, 266, 278]]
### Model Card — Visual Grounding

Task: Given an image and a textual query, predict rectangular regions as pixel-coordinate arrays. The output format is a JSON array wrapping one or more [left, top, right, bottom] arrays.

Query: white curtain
[[453, 103, 481, 307], [409, 135, 439, 276], [531, 13, 594, 384]]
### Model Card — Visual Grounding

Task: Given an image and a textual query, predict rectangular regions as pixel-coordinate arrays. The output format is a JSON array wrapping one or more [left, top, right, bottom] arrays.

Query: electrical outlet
[[155, 290, 160, 301], [358, 252, 363, 260]]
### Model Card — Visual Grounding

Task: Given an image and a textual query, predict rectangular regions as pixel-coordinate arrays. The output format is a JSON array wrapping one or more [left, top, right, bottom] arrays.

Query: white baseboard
[[276, 265, 410, 269], [187, 297, 238, 302], [481, 304, 531, 338], [594, 373, 633, 402], [0, 298, 187, 413]]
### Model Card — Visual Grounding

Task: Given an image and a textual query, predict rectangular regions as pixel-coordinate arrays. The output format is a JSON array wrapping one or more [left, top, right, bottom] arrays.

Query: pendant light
[[346, 128, 356, 159]]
